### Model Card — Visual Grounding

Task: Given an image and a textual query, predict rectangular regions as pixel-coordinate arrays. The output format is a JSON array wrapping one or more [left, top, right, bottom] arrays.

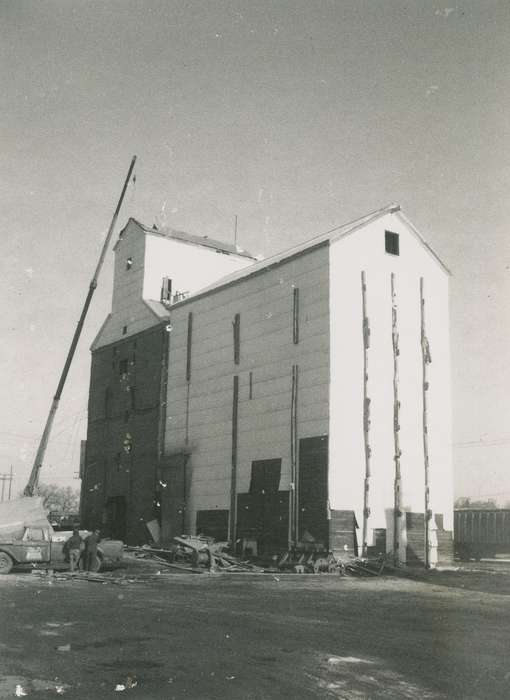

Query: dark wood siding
[[196, 510, 229, 541], [406, 512, 425, 565], [81, 324, 167, 544], [298, 436, 328, 547], [237, 491, 289, 554], [236, 457, 287, 553]]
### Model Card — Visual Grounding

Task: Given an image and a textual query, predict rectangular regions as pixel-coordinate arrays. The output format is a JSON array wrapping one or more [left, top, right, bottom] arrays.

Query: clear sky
[[1, 1, 509, 503]]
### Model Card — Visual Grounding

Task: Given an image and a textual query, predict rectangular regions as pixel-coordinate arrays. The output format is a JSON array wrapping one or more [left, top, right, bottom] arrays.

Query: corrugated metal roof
[[117, 218, 257, 260]]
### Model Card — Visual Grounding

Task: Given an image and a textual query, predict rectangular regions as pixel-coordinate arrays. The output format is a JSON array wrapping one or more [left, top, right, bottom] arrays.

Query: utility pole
[[0, 468, 13, 501]]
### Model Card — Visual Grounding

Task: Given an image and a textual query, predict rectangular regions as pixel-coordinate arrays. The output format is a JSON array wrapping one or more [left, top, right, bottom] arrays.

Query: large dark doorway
[[159, 454, 187, 543], [105, 496, 127, 541], [237, 459, 289, 554], [196, 509, 229, 541], [298, 436, 328, 547]]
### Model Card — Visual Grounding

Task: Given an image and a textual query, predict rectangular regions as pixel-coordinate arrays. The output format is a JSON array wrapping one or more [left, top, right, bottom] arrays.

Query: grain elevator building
[[81, 204, 453, 566]]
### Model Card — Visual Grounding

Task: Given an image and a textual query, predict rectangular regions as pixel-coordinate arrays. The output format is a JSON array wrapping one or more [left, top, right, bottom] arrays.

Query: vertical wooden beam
[[229, 375, 239, 544], [157, 323, 170, 459], [185, 312, 193, 445], [233, 313, 241, 365], [420, 277, 433, 567], [289, 364, 299, 548], [391, 273, 402, 565], [361, 271, 371, 557], [292, 287, 300, 344], [186, 312, 193, 382]]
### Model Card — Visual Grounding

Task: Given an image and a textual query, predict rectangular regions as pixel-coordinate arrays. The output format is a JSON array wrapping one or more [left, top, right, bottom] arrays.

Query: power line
[[453, 440, 510, 448]]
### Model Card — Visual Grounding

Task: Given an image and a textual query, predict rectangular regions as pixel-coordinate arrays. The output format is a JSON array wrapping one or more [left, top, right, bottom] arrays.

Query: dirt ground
[[1, 561, 510, 699]]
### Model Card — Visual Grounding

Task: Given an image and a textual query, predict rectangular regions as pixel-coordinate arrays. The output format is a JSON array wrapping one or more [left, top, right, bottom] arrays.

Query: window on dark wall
[[119, 359, 128, 376], [385, 231, 400, 256], [233, 313, 241, 364]]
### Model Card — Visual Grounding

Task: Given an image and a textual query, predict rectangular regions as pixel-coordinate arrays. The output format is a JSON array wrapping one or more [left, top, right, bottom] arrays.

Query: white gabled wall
[[93, 219, 161, 349], [329, 212, 453, 560], [143, 233, 254, 301], [92, 219, 254, 349]]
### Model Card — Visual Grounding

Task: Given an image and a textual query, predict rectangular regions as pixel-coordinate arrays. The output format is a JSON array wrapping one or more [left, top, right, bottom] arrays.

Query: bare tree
[[35, 483, 79, 515]]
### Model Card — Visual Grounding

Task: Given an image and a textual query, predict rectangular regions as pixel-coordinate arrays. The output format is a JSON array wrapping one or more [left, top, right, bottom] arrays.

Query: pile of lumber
[[343, 556, 393, 577], [278, 551, 344, 574], [125, 537, 264, 574]]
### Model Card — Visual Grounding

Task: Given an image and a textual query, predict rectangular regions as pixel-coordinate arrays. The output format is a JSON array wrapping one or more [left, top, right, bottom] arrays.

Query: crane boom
[[24, 156, 137, 496]]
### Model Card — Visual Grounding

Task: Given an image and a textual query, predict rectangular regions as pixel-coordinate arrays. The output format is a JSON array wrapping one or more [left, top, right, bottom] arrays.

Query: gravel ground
[[1, 563, 510, 699]]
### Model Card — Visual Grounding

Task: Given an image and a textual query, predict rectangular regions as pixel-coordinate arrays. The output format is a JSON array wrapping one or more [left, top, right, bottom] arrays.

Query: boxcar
[[454, 509, 510, 560]]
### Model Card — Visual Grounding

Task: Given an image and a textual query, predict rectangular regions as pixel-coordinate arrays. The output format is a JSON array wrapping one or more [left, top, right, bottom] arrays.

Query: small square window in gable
[[385, 231, 399, 256]]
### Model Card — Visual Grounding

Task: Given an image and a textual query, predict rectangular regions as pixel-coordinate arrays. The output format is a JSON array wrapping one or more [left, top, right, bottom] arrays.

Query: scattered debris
[[343, 556, 390, 577], [125, 675, 137, 689], [126, 536, 264, 574], [114, 675, 137, 691], [278, 550, 344, 574], [0, 677, 69, 697]]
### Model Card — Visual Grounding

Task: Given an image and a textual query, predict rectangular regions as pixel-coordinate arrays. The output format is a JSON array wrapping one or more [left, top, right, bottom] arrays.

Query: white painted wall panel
[[329, 211, 452, 560], [164, 244, 330, 532]]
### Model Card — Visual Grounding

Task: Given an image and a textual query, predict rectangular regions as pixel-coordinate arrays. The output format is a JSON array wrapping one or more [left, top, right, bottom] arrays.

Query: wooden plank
[[391, 273, 403, 565], [293, 287, 300, 344], [185, 312, 193, 381], [361, 271, 371, 557], [420, 277, 432, 566], [290, 364, 298, 546], [229, 375, 239, 543], [233, 313, 241, 365]]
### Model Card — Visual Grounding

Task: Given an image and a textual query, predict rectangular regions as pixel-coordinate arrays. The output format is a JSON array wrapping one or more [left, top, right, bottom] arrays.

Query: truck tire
[[0, 552, 14, 574]]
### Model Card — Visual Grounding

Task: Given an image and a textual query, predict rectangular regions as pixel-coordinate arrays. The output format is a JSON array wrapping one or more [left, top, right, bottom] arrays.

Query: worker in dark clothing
[[63, 528, 83, 573], [83, 529, 101, 572]]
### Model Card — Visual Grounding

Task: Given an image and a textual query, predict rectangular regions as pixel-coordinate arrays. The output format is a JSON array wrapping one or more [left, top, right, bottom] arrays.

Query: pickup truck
[[0, 525, 123, 574]]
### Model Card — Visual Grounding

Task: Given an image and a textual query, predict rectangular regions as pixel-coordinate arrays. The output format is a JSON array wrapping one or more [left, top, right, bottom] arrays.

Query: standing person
[[83, 529, 101, 572], [64, 528, 83, 573]]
